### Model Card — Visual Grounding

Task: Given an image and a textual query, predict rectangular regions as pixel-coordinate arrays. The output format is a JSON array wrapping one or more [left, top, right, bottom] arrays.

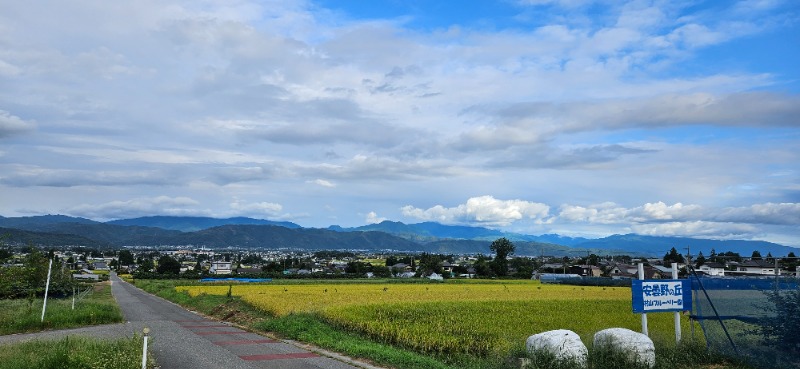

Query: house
[[653, 265, 673, 274], [610, 264, 638, 275], [568, 265, 602, 277], [441, 262, 455, 274], [391, 263, 413, 271], [645, 266, 670, 279], [460, 267, 476, 279], [236, 267, 261, 275], [92, 262, 109, 271], [210, 261, 233, 275], [734, 260, 777, 275], [697, 262, 726, 276]]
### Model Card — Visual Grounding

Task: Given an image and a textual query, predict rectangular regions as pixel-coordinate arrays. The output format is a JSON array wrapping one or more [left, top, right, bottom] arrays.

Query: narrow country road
[[0, 274, 381, 369]]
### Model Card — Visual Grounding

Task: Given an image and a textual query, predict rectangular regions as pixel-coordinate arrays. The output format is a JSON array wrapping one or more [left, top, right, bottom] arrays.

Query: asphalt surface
[[0, 274, 382, 369]]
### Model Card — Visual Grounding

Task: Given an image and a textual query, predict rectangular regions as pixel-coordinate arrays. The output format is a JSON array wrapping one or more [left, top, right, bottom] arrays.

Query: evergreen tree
[[695, 251, 706, 268], [663, 247, 685, 264]]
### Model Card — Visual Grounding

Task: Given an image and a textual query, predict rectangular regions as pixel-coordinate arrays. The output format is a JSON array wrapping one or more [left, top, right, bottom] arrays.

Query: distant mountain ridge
[[106, 216, 301, 232], [335, 220, 590, 245], [0, 215, 796, 257]]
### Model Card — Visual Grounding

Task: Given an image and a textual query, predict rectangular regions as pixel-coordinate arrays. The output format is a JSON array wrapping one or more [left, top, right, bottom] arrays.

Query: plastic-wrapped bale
[[525, 329, 588, 367], [593, 328, 655, 368]]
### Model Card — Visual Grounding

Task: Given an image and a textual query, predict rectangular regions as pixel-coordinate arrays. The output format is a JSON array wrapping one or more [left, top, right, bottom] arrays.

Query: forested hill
[[0, 227, 104, 248]]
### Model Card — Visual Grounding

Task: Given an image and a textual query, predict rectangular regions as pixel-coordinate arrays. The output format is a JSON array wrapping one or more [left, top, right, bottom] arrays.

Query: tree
[[372, 266, 392, 278], [474, 255, 492, 277], [240, 254, 264, 265], [345, 261, 370, 275], [751, 250, 762, 260], [761, 288, 800, 355], [139, 258, 154, 273], [416, 253, 443, 277], [663, 247, 685, 264], [510, 257, 535, 278], [118, 250, 134, 266], [694, 252, 706, 268], [156, 255, 181, 275], [782, 252, 798, 272], [490, 238, 515, 277]]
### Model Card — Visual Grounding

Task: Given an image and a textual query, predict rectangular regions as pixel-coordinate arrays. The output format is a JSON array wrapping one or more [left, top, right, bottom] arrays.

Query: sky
[[0, 0, 799, 246]]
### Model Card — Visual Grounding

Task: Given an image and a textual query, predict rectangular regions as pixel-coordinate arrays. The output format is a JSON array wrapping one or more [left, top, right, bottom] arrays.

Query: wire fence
[[690, 270, 799, 369]]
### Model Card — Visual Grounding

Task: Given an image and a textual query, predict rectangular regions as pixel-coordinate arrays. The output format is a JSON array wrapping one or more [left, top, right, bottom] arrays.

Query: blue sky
[[0, 0, 798, 247]]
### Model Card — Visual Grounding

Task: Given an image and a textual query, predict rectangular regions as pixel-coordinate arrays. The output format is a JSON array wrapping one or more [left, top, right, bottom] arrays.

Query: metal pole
[[673, 262, 681, 343], [72, 286, 75, 310], [638, 263, 648, 336], [142, 327, 149, 369], [41, 258, 53, 322]]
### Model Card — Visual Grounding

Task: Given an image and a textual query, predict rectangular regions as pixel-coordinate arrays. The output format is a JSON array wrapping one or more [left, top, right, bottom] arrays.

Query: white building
[[697, 262, 726, 276], [736, 260, 776, 275], [210, 261, 232, 275]]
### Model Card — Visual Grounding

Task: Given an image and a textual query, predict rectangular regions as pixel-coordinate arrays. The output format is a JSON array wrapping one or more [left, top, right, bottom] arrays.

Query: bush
[[761, 287, 800, 355]]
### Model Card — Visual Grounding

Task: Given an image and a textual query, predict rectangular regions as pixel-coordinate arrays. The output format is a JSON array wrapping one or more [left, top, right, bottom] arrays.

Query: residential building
[[210, 261, 232, 275], [697, 262, 726, 276]]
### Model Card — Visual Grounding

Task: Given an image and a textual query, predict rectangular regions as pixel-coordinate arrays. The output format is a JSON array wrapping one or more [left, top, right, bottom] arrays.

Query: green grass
[[0, 282, 123, 335], [0, 335, 155, 369]]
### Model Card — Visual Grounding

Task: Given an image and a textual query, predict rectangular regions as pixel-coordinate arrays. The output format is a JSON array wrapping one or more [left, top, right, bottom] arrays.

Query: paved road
[[1, 274, 380, 369]]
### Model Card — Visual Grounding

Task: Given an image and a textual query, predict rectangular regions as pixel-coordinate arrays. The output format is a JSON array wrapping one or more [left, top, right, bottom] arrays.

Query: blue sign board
[[631, 279, 691, 313]]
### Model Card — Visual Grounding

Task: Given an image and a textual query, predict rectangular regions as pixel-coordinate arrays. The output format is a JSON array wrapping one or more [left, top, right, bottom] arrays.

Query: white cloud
[[308, 179, 335, 187], [630, 221, 759, 240], [365, 211, 386, 224], [715, 203, 800, 225], [229, 200, 283, 216], [65, 196, 204, 220], [401, 196, 551, 226]]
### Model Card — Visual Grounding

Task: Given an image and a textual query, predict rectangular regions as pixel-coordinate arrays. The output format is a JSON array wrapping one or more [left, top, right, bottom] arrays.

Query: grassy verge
[[0, 335, 155, 369], [0, 282, 123, 335], [133, 279, 752, 369]]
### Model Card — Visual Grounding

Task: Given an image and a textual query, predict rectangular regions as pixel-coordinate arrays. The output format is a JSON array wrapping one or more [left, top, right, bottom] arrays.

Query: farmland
[[177, 280, 690, 357]]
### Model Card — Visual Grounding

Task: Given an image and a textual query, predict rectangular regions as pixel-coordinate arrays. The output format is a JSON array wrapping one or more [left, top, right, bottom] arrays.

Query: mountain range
[[0, 215, 796, 257]]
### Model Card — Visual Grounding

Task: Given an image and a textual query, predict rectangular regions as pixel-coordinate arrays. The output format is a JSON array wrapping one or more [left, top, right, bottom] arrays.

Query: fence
[[690, 272, 799, 369]]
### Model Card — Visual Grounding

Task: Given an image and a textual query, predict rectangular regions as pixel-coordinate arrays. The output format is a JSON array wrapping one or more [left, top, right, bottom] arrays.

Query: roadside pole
[[672, 262, 681, 343], [638, 263, 648, 336], [142, 327, 150, 369], [41, 258, 53, 322]]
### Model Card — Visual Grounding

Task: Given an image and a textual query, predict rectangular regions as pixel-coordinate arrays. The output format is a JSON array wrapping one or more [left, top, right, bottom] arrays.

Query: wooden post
[[638, 263, 648, 336]]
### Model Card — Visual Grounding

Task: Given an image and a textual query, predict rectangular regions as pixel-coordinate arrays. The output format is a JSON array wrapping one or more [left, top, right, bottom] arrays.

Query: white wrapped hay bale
[[593, 328, 655, 368], [526, 329, 588, 367]]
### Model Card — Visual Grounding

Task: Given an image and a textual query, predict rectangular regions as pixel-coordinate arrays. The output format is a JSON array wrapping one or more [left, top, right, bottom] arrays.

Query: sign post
[[638, 263, 648, 336], [632, 272, 692, 343], [672, 263, 681, 343]]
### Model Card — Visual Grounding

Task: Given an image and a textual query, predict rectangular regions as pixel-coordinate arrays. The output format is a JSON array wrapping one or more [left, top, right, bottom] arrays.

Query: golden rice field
[[177, 280, 690, 356]]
